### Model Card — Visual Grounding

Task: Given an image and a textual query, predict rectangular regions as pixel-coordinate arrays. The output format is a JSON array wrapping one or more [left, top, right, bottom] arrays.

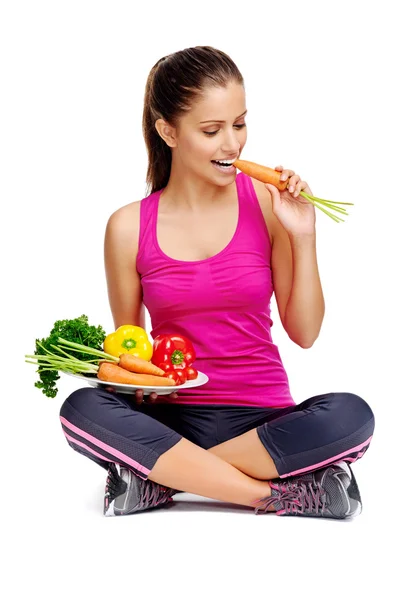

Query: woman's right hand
[[134, 389, 178, 405], [104, 386, 178, 405]]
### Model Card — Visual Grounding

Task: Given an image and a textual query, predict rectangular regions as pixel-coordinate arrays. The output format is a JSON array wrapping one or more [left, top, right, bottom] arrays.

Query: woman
[[59, 46, 375, 519]]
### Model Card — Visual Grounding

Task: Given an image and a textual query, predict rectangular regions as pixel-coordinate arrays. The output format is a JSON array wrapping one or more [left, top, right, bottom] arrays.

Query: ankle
[[249, 481, 274, 511]]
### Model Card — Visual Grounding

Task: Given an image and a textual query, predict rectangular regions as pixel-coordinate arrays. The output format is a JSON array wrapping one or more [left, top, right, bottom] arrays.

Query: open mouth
[[211, 160, 234, 165], [211, 160, 236, 173]]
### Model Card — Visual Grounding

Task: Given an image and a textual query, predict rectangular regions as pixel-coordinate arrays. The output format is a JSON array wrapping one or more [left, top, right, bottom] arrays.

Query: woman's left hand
[[265, 166, 316, 237]]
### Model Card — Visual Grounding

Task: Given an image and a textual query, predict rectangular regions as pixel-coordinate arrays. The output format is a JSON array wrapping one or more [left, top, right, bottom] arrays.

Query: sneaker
[[254, 461, 362, 519], [104, 463, 178, 517]]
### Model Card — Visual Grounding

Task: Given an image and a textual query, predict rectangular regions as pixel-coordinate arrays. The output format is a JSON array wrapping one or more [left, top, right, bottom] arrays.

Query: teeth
[[215, 159, 235, 165]]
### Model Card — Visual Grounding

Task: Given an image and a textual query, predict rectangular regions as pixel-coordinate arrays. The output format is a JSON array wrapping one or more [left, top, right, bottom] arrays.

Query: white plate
[[62, 370, 209, 395]]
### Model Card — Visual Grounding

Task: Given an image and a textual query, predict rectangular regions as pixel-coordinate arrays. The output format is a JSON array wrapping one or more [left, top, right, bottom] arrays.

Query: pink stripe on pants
[[279, 434, 373, 478], [60, 416, 151, 476]]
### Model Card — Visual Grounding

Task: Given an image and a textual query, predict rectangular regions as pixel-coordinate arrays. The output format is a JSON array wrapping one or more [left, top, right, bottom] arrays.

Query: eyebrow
[[199, 109, 248, 124]]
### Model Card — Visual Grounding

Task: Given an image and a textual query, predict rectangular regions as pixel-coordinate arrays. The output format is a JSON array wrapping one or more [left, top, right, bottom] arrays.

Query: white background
[[2, 1, 398, 598]]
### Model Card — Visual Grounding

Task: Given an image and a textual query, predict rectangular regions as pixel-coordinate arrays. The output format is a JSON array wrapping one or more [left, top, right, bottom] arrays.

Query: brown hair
[[142, 46, 244, 196]]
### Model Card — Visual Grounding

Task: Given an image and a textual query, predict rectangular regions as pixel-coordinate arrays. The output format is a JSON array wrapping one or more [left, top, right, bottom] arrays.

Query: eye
[[204, 123, 247, 137]]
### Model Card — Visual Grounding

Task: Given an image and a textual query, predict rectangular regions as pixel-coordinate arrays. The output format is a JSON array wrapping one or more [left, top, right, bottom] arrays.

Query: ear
[[155, 119, 177, 148]]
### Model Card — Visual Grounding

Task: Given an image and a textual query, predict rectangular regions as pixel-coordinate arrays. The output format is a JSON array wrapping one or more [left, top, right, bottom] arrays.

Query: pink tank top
[[136, 172, 295, 408]]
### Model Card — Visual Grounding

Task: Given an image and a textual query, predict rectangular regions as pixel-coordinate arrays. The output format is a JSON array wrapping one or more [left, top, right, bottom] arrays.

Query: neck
[[160, 165, 235, 213]]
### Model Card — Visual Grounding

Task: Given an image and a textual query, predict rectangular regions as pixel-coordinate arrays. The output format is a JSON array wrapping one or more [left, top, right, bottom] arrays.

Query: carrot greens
[[29, 315, 109, 398]]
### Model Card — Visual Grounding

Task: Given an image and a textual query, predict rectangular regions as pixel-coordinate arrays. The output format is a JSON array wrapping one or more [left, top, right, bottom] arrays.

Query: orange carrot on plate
[[118, 354, 165, 376], [97, 362, 176, 386]]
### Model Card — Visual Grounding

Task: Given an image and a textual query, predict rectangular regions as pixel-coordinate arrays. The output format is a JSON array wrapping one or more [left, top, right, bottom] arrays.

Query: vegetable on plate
[[103, 325, 153, 360], [28, 315, 107, 398], [97, 362, 176, 386], [26, 318, 200, 397], [118, 354, 164, 376], [151, 334, 198, 385], [26, 316, 168, 397]]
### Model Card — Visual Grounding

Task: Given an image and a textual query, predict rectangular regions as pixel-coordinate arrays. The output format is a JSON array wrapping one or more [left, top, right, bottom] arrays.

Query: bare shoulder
[[104, 200, 145, 329], [106, 200, 141, 240], [104, 200, 143, 263], [104, 200, 142, 292]]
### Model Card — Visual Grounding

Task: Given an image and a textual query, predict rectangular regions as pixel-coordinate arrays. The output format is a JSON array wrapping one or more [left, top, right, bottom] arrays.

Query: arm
[[272, 228, 325, 348], [104, 202, 146, 330], [251, 177, 325, 348], [104, 202, 177, 403]]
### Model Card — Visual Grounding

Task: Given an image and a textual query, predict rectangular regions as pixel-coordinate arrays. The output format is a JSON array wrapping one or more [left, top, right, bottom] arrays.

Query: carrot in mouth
[[234, 160, 288, 191], [233, 159, 354, 223]]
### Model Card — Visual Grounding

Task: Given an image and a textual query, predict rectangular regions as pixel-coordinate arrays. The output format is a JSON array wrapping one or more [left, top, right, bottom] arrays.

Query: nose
[[220, 128, 242, 154]]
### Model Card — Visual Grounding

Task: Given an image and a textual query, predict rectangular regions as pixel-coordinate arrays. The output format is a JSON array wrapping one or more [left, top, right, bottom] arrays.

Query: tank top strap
[[235, 172, 272, 254], [139, 190, 162, 245], [137, 189, 159, 267]]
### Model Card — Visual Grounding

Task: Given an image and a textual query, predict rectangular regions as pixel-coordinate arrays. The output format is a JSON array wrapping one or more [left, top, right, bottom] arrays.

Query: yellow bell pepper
[[103, 325, 153, 360]]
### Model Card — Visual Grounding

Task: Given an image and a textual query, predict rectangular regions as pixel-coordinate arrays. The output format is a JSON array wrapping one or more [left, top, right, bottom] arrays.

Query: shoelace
[[255, 480, 327, 515], [137, 479, 175, 510]]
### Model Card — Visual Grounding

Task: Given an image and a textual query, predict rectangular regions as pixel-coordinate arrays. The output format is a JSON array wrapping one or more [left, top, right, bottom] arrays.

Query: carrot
[[234, 158, 355, 223], [233, 160, 288, 192], [97, 362, 177, 386], [118, 354, 165, 376]]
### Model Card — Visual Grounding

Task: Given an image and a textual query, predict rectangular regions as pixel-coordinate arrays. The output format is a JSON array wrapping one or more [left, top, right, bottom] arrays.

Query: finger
[[135, 389, 144, 404], [280, 169, 295, 182], [290, 178, 306, 197], [105, 386, 117, 394], [287, 175, 301, 193], [264, 183, 279, 194], [169, 392, 178, 400], [148, 392, 157, 403], [294, 180, 311, 198], [275, 165, 283, 171], [294, 180, 304, 197]]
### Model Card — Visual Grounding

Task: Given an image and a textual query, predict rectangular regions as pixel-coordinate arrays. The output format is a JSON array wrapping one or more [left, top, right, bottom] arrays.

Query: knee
[[59, 386, 99, 419], [331, 392, 375, 434]]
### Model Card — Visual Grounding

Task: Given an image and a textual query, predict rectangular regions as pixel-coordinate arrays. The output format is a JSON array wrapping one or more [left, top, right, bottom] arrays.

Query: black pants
[[59, 388, 375, 479]]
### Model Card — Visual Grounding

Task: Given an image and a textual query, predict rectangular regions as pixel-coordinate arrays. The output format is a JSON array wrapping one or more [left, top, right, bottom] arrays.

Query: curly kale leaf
[[33, 314, 107, 398]]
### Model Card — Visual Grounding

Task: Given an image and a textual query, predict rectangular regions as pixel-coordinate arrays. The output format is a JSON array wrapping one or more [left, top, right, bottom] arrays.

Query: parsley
[[32, 315, 107, 398]]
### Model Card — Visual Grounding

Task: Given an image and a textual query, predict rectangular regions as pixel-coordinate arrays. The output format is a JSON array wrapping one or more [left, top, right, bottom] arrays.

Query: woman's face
[[161, 80, 248, 184]]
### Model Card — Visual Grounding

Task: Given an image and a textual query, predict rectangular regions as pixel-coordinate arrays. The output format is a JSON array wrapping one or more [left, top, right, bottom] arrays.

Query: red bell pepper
[[152, 334, 197, 385]]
